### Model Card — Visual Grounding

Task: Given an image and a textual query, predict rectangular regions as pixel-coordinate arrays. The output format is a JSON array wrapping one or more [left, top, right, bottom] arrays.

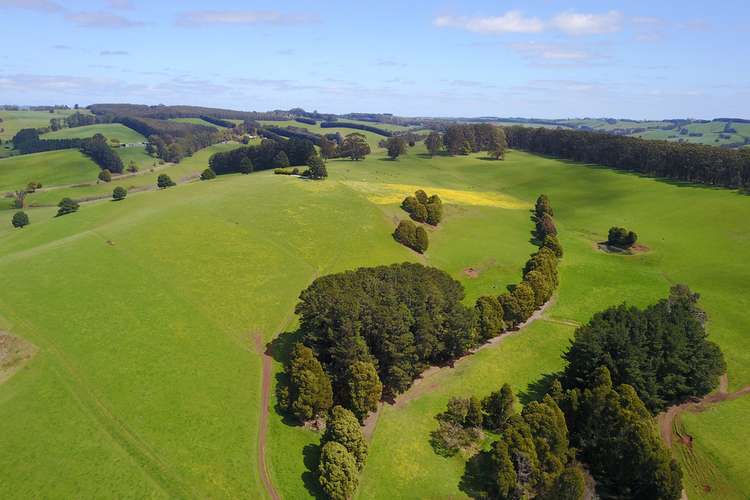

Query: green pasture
[[169, 117, 221, 128], [41, 124, 146, 144], [0, 109, 83, 142], [0, 140, 748, 499], [0, 149, 100, 206]]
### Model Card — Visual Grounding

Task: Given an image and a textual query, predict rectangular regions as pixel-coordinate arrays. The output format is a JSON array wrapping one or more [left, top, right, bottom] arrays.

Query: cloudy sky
[[1, 0, 747, 119]]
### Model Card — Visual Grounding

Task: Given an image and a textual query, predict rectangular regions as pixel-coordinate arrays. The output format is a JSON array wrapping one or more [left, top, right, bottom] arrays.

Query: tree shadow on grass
[[302, 443, 326, 499], [459, 450, 496, 499], [518, 372, 562, 405]]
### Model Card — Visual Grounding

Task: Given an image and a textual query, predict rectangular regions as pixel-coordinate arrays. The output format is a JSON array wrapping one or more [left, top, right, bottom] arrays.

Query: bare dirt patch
[[0, 332, 37, 385], [462, 258, 497, 279]]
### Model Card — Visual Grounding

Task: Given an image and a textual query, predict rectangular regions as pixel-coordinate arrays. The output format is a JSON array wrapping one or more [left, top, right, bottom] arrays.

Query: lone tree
[[157, 174, 175, 189], [200, 167, 216, 180], [57, 197, 80, 216], [98, 169, 112, 182], [11, 211, 29, 228], [306, 153, 328, 180], [487, 126, 508, 159], [386, 136, 407, 160], [339, 133, 371, 161], [535, 194, 553, 217], [425, 131, 443, 156], [239, 157, 254, 174], [607, 226, 638, 249], [318, 441, 359, 500], [112, 186, 127, 201], [127, 160, 138, 173]]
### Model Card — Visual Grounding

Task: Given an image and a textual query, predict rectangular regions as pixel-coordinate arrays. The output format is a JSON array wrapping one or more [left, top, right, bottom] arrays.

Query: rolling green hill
[[0, 149, 100, 198], [0, 142, 748, 499], [41, 124, 146, 144], [0, 109, 84, 142]]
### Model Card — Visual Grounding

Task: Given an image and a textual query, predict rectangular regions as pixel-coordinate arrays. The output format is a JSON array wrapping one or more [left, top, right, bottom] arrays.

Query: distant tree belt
[[88, 103, 289, 122], [208, 138, 316, 174], [320, 121, 393, 137], [265, 126, 323, 146], [295, 117, 317, 125], [11, 129, 123, 173], [198, 115, 234, 128], [115, 116, 214, 138], [504, 126, 750, 189]]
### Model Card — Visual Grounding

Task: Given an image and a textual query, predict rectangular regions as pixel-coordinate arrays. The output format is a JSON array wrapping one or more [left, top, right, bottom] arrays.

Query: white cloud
[[509, 42, 593, 64], [64, 11, 142, 28], [435, 10, 624, 37], [434, 10, 544, 34], [551, 11, 622, 36], [100, 50, 129, 56], [176, 10, 318, 27]]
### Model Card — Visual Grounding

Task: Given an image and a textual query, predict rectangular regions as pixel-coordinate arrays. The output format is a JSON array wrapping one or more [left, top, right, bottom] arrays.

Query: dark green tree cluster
[[553, 368, 683, 499], [534, 194, 557, 241], [440, 383, 584, 499], [157, 174, 175, 189], [11, 211, 29, 228], [80, 134, 124, 173], [98, 169, 112, 182], [282, 343, 333, 422], [562, 285, 725, 412], [209, 138, 316, 174], [57, 197, 79, 217], [295, 263, 475, 403], [305, 153, 328, 180], [112, 186, 127, 201], [200, 167, 216, 180], [401, 190, 443, 225], [386, 136, 408, 160], [393, 219, 429, 253], [504, 125, 750, 189], [119, 116, 219, 163], [338, 133, 371, 161], [606, 226, 638, 249], [430, 395, 484, 456], [438, 124, 507, 157], [317, 406, 367, 500]]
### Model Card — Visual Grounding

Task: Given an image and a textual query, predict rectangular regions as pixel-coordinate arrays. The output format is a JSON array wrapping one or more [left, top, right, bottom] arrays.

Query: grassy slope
[[0, 109, 83, 142], [23, 143, 240, 208], [679, 397, 750, 499], [0, 149, 100, 198], [266, 148, 750, 499], [41, 124, 146, 143], [0, 144, 748, 498]]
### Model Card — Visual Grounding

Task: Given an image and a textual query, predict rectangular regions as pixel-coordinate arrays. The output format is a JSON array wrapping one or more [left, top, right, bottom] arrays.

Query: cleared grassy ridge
[[0, 149, 100, 199], [0, 143, 748, 499], [169, 117, 221, 128], [41, 124, 146, 144], [0, 109, 84, 142]]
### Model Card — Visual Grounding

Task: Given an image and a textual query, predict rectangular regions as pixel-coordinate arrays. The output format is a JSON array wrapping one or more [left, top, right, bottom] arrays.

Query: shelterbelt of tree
[[505, 125, 750, 189]]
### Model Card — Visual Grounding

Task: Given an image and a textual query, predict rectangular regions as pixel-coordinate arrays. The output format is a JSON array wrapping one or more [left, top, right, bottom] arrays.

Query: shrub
[[318, 441, 359, 500], [542, 234, 563, 258], [157, 174, 175, 189], [200, 168, 216, 180], [11, 211, 29, 228], [112, 186, 127, 201], [127, 160, 138, 173], [98, 169, 112, 182], [25, 181, 42, 193], [57, 197, 79, 216], [386, 136, 407, 159], [607, 226, 637, 248]]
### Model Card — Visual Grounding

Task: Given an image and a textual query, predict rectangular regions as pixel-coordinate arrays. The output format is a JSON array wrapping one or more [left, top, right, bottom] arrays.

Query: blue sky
[[0, 0, 747, 119]]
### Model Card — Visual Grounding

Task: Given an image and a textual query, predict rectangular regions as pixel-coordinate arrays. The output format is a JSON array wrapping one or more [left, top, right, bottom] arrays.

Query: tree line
[[504, 125, 750, 189], [208, 138, 316, 175], [12, 129, 123, 172], [423, 124, 508, 158], [88, 103, 290, 122], [118, 117, 220, 163], [320, 121, 393, 137]]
